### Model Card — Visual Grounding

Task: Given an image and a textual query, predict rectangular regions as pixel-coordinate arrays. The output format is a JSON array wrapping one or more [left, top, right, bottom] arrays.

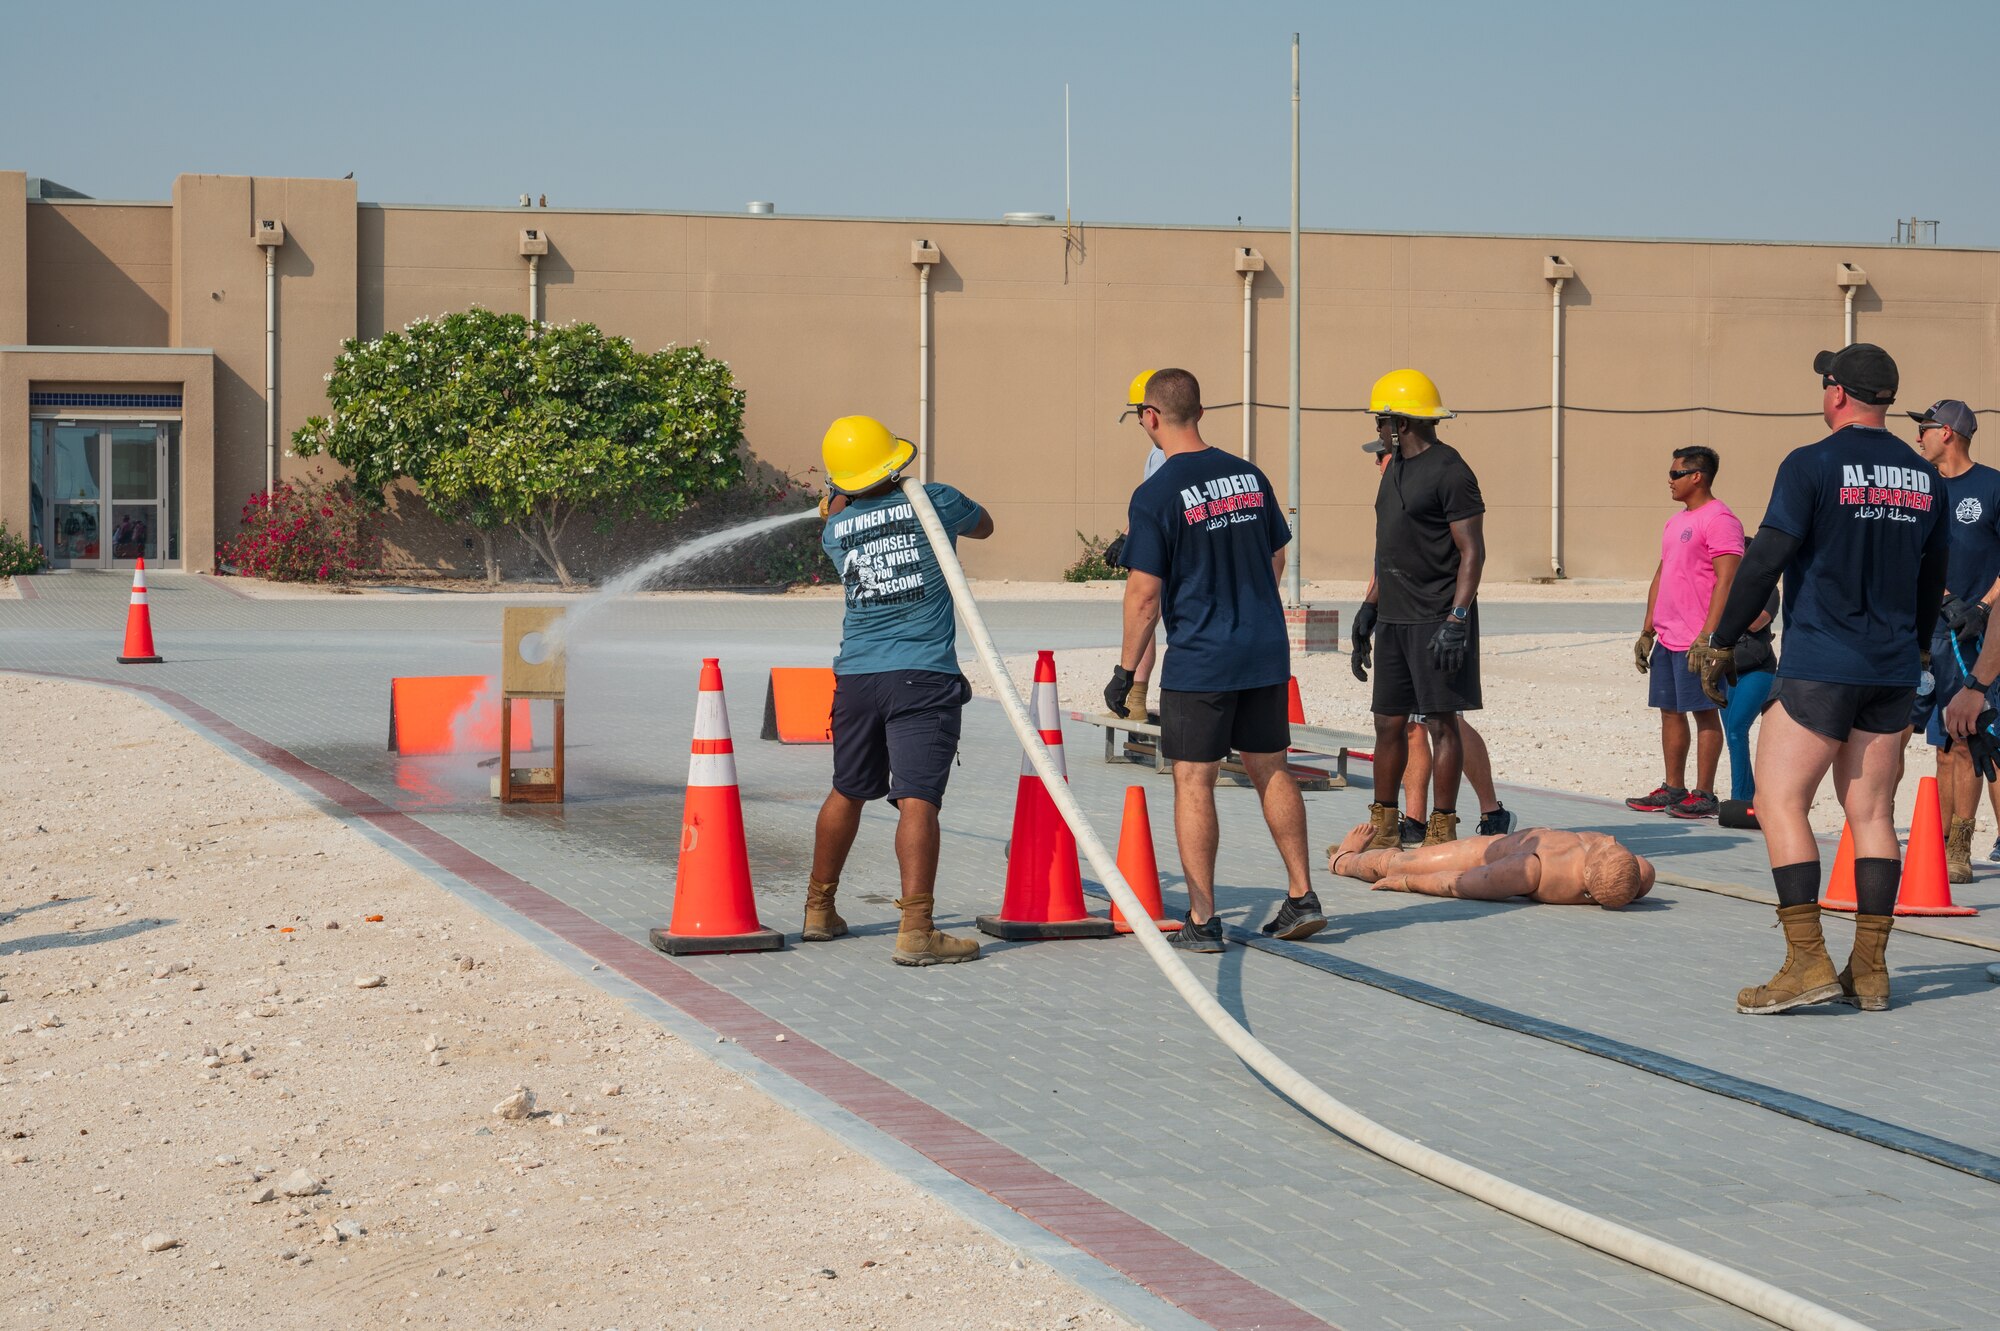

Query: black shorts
[[1371, 614, 1481, 717], [830, 669, 970, 807], [1764, 676, 1916, 743], [1159, 682, 1291, 763]]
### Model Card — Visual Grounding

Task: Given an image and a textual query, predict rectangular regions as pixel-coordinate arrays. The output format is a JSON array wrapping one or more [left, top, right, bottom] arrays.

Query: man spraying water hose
[[1696, 344, 1947, 1014], [1103, 369, 1322, 950], [806, 415, 994, 967]]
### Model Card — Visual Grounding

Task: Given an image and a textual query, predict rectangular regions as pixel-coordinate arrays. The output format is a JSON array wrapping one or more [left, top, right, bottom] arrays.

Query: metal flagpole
[[1287, 34, 1302, 608]]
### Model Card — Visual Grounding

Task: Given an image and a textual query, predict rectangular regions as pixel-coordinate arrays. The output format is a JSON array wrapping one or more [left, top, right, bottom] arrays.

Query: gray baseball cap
[[1362, 439, 1391, 456], [1907, 399, 1978, 438]]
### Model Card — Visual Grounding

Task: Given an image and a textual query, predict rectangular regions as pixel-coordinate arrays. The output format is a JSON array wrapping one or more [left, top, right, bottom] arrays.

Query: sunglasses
[[1917, 422, 1946, 436], [1668, 468, 1702, 480]]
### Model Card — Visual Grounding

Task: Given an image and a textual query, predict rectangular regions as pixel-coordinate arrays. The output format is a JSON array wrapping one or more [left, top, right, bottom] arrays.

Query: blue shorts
[[831, 669, 970, 807], [1649, 641, 1720, 713], [1924, 626, 2000, 748]]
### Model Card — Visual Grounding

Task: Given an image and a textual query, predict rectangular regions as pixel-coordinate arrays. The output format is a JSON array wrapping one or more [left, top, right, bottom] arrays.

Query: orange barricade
[[388, 676, 532, 756], [761, 667, 837, 744]]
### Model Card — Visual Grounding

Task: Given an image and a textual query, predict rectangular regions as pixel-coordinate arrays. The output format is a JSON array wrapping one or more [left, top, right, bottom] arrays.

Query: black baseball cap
[[1812, 343, 1898, 405], [1907, 399, 1978, 438]]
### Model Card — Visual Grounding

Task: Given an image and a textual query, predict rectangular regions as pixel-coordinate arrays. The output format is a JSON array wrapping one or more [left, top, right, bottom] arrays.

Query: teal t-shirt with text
[[822, 483, 984, 676]]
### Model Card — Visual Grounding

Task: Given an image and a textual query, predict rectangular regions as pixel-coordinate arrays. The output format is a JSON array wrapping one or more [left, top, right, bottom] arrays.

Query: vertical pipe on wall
[[1242, 269, 1254, 458], [1844, 287, 1856, 347], [529, 254, 540, 326], [265, 247, 277, 496], [1286, 33, 1302, 608], [918, 261, 932, 483], [1549, 276, 1566, 579]]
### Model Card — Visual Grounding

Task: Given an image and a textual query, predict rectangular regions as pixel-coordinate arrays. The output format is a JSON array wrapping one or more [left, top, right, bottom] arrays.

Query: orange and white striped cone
[[117, 558, 163, 664], [649, 658, 785, 955], [978, 650, 1114, 941]]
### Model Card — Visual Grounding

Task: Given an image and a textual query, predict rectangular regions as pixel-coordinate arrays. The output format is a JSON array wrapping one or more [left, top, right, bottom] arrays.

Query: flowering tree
[[216, 468, 376, 584], [292, 309, 747, 586]]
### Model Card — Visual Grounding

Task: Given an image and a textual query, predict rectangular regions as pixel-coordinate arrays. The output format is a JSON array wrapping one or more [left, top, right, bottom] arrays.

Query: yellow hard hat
[[821, 415, 917, 495], [1368, 368, 1455, 421], [1121, 369, 1158, 421]]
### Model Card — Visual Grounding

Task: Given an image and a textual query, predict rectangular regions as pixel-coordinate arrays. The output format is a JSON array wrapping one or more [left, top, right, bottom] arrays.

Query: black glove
[[1429, 614, 1469, 675], [1969, 708, 2000, 783], [1942, 594, 1989, 646], [1350, 602, 1378, 683], [1104, 664, 1135, 716], [1103, 532, 1127, 569]]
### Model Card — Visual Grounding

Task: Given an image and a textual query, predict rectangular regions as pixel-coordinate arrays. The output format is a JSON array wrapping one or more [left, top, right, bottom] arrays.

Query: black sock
[[1772, 861, 1820, 908], [1436, 808, 1456, 817], [1853, 858, 1900, 917]]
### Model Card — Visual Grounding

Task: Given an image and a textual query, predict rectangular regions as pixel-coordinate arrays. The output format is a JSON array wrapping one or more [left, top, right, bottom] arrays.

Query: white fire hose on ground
[[899, 477, 1873, 1331]]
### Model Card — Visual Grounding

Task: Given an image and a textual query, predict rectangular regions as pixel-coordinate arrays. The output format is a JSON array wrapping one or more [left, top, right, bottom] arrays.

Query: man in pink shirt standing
[[1628, 446, 1744, 819]]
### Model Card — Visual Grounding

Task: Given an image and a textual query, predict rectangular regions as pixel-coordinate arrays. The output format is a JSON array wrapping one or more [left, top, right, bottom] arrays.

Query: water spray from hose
[[898, 475, 1873, 1331]]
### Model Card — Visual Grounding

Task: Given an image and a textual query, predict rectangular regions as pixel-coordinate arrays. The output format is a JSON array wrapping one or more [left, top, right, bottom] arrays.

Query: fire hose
[[900, 476, 1873, 1331]]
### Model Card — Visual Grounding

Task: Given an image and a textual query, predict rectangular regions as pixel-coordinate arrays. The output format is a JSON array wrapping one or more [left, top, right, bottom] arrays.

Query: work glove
[[1687, 633, 1736, 706], [1942, 594, 1990, 647], [1104, 664, 1135, 716], [1103, 532, 1127, 569], [1350, 602, 1378, 683], [1634, 629, 1656, 675], [1429, 614, 1469, 675], [1968, 708, 2000, 783]]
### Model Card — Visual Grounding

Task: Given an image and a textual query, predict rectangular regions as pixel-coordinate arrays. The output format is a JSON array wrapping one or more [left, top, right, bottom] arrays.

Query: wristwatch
[[1972, 674, 1994, 695], [1449, 606, 1470, 621]]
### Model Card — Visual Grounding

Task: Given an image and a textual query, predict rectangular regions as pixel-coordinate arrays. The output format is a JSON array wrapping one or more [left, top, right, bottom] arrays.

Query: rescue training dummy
[[1325, 823, 1655, 909]]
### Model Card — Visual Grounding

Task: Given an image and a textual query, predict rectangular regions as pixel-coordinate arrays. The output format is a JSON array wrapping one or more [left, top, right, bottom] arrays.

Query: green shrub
[[1064, 531, 1127, 583], [0, 520, 47, 576]]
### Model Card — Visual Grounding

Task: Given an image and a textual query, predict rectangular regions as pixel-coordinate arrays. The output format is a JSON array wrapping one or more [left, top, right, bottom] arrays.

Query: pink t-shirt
[[1653, 499, 1746, 652]]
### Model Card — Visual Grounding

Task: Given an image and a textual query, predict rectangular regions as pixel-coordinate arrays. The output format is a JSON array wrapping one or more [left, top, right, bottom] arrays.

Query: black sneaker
[[1668, 789, 1720, 820], [1476, 805, 1516, 837], [1169, 912, 1225, 953], [1259, 890, 1326, 941], [1398, 815, 1427, 848], [1625, 784, 1687, 813]]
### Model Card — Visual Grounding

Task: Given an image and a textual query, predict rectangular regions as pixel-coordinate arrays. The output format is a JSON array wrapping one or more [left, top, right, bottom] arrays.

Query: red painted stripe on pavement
[[4, 667, 1342, 1331], [13, 576, 36, 600]]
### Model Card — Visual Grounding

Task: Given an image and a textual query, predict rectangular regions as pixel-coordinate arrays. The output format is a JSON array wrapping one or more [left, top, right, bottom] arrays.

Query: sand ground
[[0, 674, 1133, 1331]]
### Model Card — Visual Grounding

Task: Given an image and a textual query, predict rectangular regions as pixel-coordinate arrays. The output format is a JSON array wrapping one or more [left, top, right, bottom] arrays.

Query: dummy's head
[[1581, 840, 1652, 909]]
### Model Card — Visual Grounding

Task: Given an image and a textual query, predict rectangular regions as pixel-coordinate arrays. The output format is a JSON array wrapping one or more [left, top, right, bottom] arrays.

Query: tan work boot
[[1838, 913, 1894, 1011], [1365, 802, 1401, 851], [1737, 903, 1843, 1014], [1120, 680, 1149, 722], [1946, 816, 1975, 885], [1421, 811, 1459, 847], [802, 878, 848, 942], [892, 893, 981, 966]]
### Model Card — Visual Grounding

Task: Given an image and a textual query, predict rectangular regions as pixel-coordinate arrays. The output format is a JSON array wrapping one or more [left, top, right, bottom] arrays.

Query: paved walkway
[[6, 571, 1999, 1330]]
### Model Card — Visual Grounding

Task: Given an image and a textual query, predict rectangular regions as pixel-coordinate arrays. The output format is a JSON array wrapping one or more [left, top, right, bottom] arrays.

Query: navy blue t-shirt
[[1763, 425, 1947, 687], [1937, 461, 2000, 606], [1122, 447, 1292, 692]]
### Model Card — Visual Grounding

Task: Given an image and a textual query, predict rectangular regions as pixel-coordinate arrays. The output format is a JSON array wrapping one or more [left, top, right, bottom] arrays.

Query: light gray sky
[[6, 0, 1990, 245]]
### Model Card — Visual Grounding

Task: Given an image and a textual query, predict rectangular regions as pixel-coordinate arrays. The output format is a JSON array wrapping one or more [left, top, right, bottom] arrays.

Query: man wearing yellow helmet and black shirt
[[1350, 369, 1488, 851], [805, 416, 994, 967]]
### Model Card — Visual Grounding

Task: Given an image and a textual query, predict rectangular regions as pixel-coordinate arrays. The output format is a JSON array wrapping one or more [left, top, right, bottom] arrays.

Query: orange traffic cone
[[1896, 776, 1977, 916], [649, 658, 785, 955], [1110, 785, 1181, 934], [1287, 676, 1306, 725], [117, 558, 163, 664], [1822, 823, 1858, 912], [978, 651, 1114, 941]]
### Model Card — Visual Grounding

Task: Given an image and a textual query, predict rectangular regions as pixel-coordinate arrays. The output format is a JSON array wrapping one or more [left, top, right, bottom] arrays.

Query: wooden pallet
[[1066, 710, 1364, 792]]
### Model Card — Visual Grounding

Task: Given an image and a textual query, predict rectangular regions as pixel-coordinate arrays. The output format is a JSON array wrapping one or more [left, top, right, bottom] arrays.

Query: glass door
[[106, 425, 163, 567], [37, 421, 179, 569], [45, 422, 102, 567]]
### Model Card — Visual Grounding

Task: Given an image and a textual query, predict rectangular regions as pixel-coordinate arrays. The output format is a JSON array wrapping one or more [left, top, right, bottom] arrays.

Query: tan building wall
[[0, 172, 24, 346], [14, 170, 2000, 580], [27, 202, 171, 347]]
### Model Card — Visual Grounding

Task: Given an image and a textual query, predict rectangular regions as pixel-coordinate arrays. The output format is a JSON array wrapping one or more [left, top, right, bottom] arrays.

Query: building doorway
[[33, 419, 181, 569]]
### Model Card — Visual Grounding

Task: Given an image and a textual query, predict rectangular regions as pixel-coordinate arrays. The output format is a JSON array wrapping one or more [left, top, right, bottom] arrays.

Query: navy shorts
[[1923, 626, 2000, 748], [1648, 641, 1721, 713], [830, 669, 970, 807], [1160, 682, 1291, 763]]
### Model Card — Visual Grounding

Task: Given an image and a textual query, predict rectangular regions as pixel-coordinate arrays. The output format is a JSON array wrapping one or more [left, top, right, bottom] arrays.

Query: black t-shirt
[[1373, 441, 1485, 622], [1937, 461, 2000, 604], [1122, 446, 1292, 692], [1762, 425, 1946, 686]]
